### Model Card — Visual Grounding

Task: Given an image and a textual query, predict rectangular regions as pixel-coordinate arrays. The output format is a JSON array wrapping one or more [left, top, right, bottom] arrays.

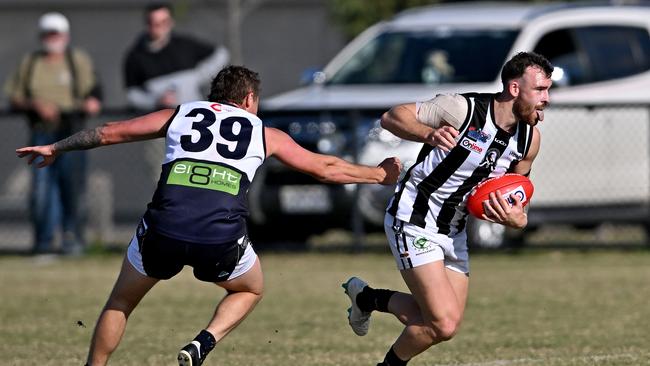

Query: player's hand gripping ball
[[466, 173, 534, 218]]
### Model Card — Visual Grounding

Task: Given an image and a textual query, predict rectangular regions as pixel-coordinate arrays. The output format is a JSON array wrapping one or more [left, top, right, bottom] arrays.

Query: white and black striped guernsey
[[144, 101, 266, 244], [387, 93, 534, 236]]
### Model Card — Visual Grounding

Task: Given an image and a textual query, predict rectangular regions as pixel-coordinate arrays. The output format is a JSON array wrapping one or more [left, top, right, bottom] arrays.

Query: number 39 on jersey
[[163, 101, 266, 196]]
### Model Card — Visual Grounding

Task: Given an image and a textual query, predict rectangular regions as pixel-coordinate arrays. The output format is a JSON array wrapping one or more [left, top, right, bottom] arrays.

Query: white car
[[257, 2, 650, 247]]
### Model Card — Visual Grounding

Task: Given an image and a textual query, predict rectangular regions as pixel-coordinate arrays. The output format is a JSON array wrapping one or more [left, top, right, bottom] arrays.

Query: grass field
[[1, 249, 650, 366]]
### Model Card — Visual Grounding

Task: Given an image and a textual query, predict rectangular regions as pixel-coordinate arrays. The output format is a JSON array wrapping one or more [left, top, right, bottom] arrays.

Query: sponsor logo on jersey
[[467, 127, 491, 143], [509, 150, 523, 160], [167, 160, 242, 195], [460, 137, 483, 153], [494, 138, 508, 147], [479, 148, 501, 171]]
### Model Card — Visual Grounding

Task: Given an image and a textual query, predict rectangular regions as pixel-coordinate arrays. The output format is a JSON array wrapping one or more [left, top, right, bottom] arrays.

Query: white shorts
[[384, 214, 470, 274]]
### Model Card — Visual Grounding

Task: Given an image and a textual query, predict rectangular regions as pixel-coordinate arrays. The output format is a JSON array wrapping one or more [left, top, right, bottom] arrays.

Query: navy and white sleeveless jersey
[[144, 101, 266, 244], [387, 93, 534, 236]]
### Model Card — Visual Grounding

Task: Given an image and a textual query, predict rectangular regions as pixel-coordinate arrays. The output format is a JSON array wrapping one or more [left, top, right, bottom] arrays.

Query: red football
[[466, 173, 534, 218]]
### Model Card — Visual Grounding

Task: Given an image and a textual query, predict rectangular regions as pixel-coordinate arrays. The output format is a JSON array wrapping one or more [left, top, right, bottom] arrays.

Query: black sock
[[383, 346, 409, 366], [193, 329, 216, 358], [356, 286, 396, 313]]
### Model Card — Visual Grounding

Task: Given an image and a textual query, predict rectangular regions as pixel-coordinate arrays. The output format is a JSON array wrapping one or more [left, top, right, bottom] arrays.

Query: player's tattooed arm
[[16, 109, 174, 169], [53, 127, 103, 152], [53, 108, 175, 153]]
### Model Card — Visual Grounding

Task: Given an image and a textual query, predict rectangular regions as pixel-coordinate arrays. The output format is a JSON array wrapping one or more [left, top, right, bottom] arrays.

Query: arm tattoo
[[53, 127, 103, 152]]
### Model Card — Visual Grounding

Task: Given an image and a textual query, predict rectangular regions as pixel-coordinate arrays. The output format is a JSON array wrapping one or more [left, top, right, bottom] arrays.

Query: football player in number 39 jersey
[[16, 66, 402, 366], [342, 52, 553, 366]]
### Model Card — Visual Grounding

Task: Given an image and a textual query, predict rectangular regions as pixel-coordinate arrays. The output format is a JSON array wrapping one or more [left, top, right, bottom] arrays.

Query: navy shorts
[[127, 219, 257, 283]]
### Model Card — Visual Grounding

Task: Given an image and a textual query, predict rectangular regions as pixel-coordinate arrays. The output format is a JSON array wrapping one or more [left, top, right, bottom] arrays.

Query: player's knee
[[422, 316, 460, 342], [227, 285, 264, 300], [251, 287, 264, 301], [104, 294, 139, 317], [248, 279, 264, 298], [433, 317, 460, 341]]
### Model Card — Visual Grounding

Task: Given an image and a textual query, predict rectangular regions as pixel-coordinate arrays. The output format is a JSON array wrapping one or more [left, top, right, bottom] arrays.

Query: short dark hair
[[501, 51, 553, 86], [145, 2, 173, 19], [208, 66, 261, 103]]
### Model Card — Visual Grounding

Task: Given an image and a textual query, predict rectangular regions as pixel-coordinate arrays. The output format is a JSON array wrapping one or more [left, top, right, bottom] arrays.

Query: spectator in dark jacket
[[124, 2, 230, 110]]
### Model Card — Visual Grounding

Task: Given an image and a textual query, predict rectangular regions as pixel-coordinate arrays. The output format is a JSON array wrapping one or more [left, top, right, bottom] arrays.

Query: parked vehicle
[[255, 2, 650, 247]]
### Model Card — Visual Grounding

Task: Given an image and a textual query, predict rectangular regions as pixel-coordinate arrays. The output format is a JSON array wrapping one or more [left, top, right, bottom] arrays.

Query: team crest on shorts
[[413, 237, 431, 251]]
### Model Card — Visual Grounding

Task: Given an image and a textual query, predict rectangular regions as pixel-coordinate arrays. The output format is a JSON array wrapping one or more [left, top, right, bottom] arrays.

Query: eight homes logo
[[167, 160, 242, 195]]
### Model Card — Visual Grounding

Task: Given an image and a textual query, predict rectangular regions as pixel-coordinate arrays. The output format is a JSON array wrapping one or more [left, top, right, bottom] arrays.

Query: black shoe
[[178, 341, 204, 366]]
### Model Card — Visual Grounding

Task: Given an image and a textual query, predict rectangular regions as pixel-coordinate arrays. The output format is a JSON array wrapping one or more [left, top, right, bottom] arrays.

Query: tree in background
[[328, 0, 442, 39]]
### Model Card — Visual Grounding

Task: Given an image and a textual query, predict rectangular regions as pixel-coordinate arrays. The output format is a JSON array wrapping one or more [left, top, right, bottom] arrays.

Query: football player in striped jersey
[[342, 52, 552, 366]]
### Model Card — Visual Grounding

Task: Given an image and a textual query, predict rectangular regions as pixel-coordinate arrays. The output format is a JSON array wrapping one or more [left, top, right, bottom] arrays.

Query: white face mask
[[42, 38, 68, 53]]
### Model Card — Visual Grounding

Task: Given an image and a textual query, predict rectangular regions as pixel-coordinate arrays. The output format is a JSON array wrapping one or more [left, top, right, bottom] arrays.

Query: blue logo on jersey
[[467, 127, 491, 143]]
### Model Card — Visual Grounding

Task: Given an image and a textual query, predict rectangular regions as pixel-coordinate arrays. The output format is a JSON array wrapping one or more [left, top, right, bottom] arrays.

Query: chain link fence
[[0, 111, 163, 251], [1, 104, 649, 252]]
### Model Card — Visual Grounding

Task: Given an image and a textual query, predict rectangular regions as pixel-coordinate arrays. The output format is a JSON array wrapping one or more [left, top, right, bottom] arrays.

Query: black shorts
[[126, 220, 253, 283]]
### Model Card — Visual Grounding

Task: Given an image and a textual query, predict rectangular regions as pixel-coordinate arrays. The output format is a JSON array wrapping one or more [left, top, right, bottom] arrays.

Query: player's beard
[[513, 98, 544, 126]]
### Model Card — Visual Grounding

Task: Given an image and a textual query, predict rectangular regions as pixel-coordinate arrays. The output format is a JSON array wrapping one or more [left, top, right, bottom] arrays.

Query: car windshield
[[328, 29, 519, 85]]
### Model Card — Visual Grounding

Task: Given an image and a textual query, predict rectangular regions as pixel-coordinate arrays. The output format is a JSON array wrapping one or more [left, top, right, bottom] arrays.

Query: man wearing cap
[[4, 12, 102, 255]]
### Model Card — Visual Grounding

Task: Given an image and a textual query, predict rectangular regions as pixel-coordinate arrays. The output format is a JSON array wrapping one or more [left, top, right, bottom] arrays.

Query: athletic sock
[[383, 346, 410, 366], [356, 286, 396, 313], [193, 329, 216, 358]]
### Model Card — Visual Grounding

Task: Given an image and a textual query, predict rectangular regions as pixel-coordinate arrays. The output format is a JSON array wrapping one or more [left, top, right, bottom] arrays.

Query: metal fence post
[[350, 109, 365, 252]]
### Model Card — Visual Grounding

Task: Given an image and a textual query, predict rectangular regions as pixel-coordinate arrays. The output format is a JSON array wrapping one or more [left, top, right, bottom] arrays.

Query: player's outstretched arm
[[264, 127, 402, 185], [16, 108, 175, 168]]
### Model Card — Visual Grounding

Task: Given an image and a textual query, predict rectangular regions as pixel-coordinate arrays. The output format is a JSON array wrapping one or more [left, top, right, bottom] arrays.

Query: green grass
[[1, 249, 650, 365]]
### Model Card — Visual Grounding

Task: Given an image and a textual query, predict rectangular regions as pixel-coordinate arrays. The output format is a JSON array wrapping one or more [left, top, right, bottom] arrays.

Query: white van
[[258, 2, 650, 247]]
